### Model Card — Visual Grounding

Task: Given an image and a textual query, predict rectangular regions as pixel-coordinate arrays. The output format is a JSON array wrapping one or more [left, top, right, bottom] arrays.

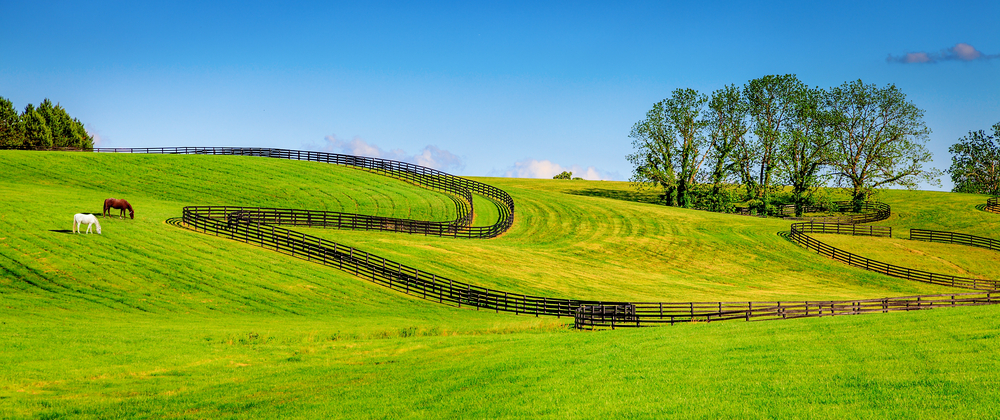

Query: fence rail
[[789, 222, 1000, 291], [182, 204, 629, 317], [987, 197, 1000, 214], [733, 201, 891, 224], [574, 292, 999, 329], [911, 229, 1000, 252]]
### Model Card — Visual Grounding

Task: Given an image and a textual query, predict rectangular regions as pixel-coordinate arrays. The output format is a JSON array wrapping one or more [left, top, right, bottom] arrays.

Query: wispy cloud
[[305, 135, 464, 172], [887, 43, 999, 64], [495, 158, 618, 181], [86, 125, 105, 146]]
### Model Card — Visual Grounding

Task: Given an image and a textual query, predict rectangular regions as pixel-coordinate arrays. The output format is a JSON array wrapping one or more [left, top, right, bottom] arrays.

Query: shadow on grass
[[974, 204, 998, 215], [49, 229, 74, 234], [564, 187, 665, 206], [165, 217, 192, 231]]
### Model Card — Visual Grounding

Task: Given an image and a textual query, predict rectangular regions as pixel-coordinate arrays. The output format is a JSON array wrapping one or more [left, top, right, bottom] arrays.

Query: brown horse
[[103, 198, 134, 219]]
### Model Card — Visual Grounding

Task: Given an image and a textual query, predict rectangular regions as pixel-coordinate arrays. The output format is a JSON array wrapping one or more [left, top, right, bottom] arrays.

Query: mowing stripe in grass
[[15, 146, 992, 330]]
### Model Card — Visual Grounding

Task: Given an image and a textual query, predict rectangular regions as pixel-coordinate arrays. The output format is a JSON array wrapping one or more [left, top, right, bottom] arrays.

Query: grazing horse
[[103, 198, 134, 219], [73, 213, 102, 234]]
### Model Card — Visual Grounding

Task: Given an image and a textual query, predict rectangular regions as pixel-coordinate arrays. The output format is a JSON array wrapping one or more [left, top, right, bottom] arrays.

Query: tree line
[[948, 122, 1000, 196], [628, 75, 939, 216], [0, 97, 94, 149]]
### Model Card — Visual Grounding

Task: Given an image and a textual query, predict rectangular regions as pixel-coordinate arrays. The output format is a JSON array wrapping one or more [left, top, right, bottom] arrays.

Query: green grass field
[[2, 150, 999, 418]]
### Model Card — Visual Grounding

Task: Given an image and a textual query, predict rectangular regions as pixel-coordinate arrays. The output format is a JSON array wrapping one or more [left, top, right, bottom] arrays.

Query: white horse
[[73, 213, 102, 234]]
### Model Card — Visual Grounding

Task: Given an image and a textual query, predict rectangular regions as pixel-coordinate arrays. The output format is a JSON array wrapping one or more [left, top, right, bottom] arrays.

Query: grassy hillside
[[2, 150, 999, 418]]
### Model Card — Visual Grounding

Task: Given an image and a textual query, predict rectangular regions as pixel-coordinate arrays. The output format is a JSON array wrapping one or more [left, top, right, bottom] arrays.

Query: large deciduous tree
[[628, 100, 677, 204], [706, 84, 747, 196], [734, 74, 803, 213], [948, 122, 1000, 195], [779, 86, 836, 216], [627, 88, 709, 207], [826, 80, 939, 208], [663, 88, 709, 207]]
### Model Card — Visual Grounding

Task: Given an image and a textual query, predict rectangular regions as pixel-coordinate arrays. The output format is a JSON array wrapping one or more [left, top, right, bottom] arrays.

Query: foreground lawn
[[3, 306, 1000, 419], [2, 150, 999, 418]]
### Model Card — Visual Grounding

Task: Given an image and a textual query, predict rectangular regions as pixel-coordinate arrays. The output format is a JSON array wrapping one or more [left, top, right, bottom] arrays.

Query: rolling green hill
[[2, 150, 999, 418]]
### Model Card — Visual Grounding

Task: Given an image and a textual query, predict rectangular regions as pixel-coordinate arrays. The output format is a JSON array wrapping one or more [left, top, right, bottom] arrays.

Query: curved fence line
[[733, 201, 891, 224], [5, 147, 1000, 329], [788, 222, 1000, 291], [987, 197, 1000, 214]]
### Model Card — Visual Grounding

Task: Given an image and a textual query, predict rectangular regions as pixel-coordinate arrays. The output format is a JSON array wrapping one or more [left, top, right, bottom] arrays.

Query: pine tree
[[0, 97, 23, 146], [21, 104, 53, 148]]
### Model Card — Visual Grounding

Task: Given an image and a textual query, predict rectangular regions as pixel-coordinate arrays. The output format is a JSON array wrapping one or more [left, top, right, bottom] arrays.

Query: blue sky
[[2, 1, 997, 188]]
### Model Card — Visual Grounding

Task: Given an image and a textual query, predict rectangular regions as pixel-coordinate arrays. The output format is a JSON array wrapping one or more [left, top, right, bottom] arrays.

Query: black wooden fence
[[574, 292, 999, 329], [789, 222, 1000, 291], [183, 203, 624, 317], [911, 229, 1000, 252], [733, 201, 891, 224], [987, 197, 1000, 214]]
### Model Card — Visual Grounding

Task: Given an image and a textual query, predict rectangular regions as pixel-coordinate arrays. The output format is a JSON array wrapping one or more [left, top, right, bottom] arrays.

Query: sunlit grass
[[2, 150, 999, 418]]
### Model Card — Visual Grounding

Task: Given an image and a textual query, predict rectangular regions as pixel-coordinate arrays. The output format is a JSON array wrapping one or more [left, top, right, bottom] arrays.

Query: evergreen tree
[[0, 97, 23, 146], [21, 104, 53, 147], [0, 98, 93, 149], [37, 98, 93, 148]]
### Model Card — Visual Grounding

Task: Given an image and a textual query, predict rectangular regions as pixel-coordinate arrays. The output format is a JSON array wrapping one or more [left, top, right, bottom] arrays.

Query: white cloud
[[951, 42, 982, 60], [901, 52, 932, 63], [498, 158, 618, 181], [888, 42, 998, 64], [86, 125, 105, 146], [305, 134, 464, 172]]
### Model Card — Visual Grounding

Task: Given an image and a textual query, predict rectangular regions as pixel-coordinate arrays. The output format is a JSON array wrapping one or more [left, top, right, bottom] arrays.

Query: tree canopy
[[0, 97, 94, 149], [948, 122, 1000, 196], [627, 76, 940, 215], [825, 80, 939, 207]]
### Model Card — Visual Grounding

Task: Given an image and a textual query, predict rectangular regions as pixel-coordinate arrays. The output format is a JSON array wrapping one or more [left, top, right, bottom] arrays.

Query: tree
[[826, 80, 940, 208], [734, 74, 803, 213], [778, 86, 836, 216], [663, 88, 709, 207], [706, 84, 748, 194], [37, 99, 93, 148], [948, 122, 1000, 195], [553, 171, 572, 180], [628, 100, 679, 205], [21, 104, 52, 148], [627, 88, 709, 207], [0, 97, 22, 146]]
